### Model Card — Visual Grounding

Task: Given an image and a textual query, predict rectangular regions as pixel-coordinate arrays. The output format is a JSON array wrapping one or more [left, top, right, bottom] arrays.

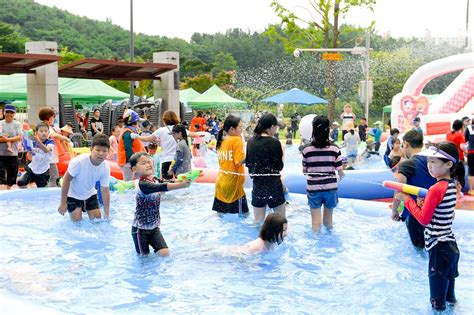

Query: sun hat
[[60, 125, 74, 135], [417, 146, 457, 163]]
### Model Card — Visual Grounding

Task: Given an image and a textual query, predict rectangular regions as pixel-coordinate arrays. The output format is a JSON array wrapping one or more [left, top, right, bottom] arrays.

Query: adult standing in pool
[[0, 104, 22, 189], [390, 130, 436, 248], [138, 110, 180, 180]]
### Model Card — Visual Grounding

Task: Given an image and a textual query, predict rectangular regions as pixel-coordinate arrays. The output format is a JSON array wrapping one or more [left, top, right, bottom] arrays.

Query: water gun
[[383, 180, 428, 198], [109, 177, 135, 193], [22, 129, 34, 152], [176, 169, 203, 182]]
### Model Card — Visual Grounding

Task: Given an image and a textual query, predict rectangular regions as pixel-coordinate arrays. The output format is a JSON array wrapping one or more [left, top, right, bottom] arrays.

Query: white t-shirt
[[67, 154, 110, 200], [29, 139, 55, 174], [152, 125, 177, 163]]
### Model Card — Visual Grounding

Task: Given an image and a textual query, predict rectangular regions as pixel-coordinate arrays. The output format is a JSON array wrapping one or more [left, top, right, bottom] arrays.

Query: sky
[[34, 0, 473, 41]]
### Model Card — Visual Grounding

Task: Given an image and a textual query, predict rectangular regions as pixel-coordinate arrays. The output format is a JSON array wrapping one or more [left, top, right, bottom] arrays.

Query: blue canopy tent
[[261, 88, 328, 105]]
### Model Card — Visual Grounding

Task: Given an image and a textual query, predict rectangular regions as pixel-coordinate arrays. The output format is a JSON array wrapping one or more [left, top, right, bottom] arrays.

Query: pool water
[[1, 185, 473, 314]]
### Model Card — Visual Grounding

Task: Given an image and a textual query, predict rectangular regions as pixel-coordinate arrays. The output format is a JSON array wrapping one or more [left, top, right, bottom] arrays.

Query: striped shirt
[[301, 144, 342, 192], [405, 179, 456, 251]]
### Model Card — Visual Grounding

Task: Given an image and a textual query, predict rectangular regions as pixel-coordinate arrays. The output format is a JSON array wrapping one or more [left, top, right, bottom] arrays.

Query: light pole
[[129, 0, 135, 107], [293, 32, 372, 124], [364, 32, 370, 123]]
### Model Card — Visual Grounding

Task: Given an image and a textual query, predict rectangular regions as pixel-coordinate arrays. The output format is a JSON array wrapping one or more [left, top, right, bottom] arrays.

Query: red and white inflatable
[[391, 53, 474, 138]]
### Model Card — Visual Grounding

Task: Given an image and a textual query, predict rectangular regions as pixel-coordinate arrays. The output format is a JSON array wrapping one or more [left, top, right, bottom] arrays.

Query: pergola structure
[[0, 47, 179, 125], [58, 58, 177, 81], [0, 52, 60, 75]]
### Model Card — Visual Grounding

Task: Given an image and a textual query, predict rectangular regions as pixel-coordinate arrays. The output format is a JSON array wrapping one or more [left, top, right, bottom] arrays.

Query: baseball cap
[[462, 116, 471, 122], [4, 104, 16, 113], [412, 117, 420, 122], [374, 121, 382, 125], [417, 146, 457, 163]]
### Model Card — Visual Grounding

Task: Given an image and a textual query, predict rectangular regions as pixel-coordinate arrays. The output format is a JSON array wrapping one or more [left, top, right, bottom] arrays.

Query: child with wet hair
[[240, 213, 288, 254], [130, 152, 190, 256]]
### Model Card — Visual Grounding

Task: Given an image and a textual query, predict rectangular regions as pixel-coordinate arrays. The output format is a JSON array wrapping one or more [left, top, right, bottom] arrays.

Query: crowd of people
[[1, 101, 473, 311]]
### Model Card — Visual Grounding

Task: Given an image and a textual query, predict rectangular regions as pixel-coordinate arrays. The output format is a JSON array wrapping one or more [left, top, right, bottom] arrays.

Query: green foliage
[[0, 21, 29, 52], [58, 47, 84, 66], [181, 74, 214, 93], [211, 52, 238, 75]]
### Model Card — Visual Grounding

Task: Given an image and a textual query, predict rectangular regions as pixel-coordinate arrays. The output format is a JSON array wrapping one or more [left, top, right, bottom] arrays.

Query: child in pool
[[388, 138, 405, 167], [147, 142, 161, 179], [130, 152, 190, 256], [240, 213, 288, 254], [395, 141, 464, 311], [301, 115, 344, 231], [16, 123, 54, 188], [168, 124, 192, 178]]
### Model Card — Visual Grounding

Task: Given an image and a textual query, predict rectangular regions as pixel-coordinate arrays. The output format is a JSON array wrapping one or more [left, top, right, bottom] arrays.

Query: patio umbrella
[[261, 88, 328, 105]]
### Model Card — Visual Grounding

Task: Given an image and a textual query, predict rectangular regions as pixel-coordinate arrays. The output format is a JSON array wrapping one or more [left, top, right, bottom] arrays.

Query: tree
[[0, 22, 29, 53], [265, 0, 376, 121], [211, 52, 238, 75], [58, 47, 84, 66]]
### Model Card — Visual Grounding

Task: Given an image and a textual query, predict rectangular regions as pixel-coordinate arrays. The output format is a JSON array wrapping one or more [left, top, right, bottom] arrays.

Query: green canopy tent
[[382, 105, 391, 127], [179, 88, 201, 103], [147, 87, 201, 104], [0, 74, 129, 104], [188, 85, 247, 110]]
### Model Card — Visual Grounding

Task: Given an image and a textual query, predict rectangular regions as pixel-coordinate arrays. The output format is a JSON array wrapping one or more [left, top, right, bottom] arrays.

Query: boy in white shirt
[[17, 123, 54, 188], [58, 134, 111, 221]]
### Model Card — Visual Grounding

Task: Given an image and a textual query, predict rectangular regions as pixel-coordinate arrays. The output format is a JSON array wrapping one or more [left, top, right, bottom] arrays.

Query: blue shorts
[[307, 190, 338, 209]]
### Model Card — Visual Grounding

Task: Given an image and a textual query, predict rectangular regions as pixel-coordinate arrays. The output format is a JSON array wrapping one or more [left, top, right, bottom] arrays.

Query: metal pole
[[466, 0, 470, 49], [129, 0, 134, 107], [365, 31, 370, 125]]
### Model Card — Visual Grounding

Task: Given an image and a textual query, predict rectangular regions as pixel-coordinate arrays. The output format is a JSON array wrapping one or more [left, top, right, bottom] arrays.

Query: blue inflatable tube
[[285, 169, 395, 200]]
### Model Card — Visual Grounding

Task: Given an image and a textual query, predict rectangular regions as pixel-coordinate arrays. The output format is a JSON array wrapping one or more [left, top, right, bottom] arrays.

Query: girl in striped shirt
[[396, 141, 465, 311], [301, 116, 344, 232]]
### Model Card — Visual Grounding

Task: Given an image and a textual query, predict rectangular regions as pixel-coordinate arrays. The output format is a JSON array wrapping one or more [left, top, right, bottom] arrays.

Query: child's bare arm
[[34, 137, 52, 153], [58, 172, 72, 215]]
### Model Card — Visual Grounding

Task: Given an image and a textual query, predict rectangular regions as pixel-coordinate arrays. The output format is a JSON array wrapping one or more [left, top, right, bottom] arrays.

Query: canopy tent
[[0, 74, 129, 104], [188, 85, 247, 109], [179, 88, 201, 103], [261, 88, 328, 105], [148, 88, 202, 104]]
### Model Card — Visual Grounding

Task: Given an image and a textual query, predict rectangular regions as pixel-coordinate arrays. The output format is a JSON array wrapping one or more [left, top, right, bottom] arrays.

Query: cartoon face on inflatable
[[415, 96, 429, 116], [398, 95, 430, 132], [399, 96, 418, 131]]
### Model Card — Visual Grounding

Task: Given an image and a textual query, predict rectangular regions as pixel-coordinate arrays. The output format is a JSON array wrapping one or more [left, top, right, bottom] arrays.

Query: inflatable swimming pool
[[0, 185, 473, 313]]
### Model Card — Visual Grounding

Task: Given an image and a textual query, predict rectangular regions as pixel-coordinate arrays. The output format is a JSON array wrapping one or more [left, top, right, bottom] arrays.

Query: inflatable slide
[[391, 53, 474, 137]]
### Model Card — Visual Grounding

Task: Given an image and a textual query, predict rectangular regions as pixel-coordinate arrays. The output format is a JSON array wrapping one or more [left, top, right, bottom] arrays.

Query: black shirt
[[246, 136, 284, 178], [90, 117, 104, 136]]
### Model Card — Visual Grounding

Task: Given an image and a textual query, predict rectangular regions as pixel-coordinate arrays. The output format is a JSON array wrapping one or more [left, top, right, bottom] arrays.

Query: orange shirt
[[190, 117, 207, 132], [215, 135, 245, 203]]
